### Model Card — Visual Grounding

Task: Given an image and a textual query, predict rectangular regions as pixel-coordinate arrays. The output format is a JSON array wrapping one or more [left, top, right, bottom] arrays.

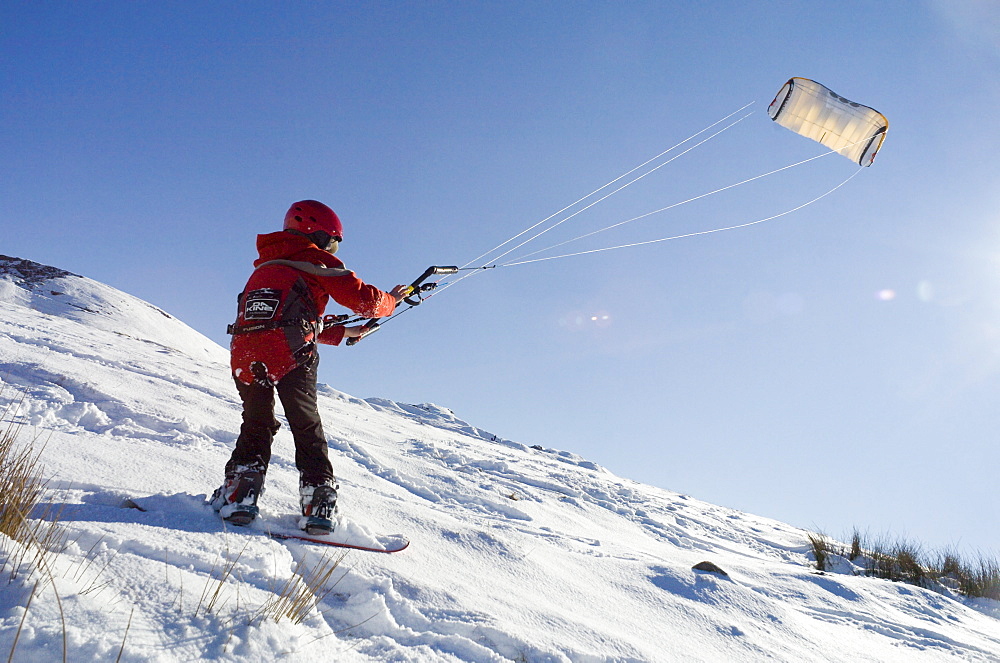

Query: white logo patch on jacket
[[243, 288, 281, 320]]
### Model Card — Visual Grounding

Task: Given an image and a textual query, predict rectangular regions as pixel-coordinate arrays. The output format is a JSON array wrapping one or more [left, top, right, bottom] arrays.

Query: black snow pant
[[226, 355, 335, 486]]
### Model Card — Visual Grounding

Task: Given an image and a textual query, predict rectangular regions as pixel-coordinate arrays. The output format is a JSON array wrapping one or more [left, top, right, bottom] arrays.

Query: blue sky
[[3, 1, 1000, 554]]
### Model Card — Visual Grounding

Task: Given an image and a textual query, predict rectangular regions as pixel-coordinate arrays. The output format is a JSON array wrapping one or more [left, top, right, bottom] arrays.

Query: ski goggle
[[306, 230, 341, 252]]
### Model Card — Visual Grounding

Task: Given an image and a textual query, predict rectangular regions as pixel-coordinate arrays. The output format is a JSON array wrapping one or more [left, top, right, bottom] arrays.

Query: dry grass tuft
[[811, 528, 1000, 601], [0, 399, 68, 662], [807, 532, 834, 572], [252, 549, 347, 625]]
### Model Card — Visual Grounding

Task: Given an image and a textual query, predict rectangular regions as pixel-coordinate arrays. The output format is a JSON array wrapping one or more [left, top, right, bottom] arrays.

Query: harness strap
[[228, 261, 327, 337], [227, 319, 305, 335]]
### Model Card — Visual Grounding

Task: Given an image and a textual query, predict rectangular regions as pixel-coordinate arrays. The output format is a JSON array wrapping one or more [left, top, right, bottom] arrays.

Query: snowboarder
[[211, 200, 409, 534]]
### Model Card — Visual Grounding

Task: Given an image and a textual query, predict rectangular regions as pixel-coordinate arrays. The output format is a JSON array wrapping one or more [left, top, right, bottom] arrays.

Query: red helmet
[[283, 200, 343, 240]]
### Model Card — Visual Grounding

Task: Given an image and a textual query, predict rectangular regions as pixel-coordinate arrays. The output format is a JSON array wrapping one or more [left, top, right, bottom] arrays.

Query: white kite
[[768, 77, 888, 166]]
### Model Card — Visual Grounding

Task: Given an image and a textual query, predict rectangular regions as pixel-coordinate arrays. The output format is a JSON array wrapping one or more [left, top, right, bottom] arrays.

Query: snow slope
[[0, 254, 998, 662]]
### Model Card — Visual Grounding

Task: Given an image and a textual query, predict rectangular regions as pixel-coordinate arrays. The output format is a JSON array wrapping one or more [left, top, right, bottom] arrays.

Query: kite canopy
[[768, 77, 888, 167]]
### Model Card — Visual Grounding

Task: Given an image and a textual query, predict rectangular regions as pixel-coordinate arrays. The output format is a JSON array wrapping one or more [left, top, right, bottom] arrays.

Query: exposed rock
[[0, 255, 78, 288], [692, 561, 729, 577]]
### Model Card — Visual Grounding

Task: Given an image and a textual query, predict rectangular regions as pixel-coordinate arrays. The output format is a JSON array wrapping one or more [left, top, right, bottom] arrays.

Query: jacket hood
[[254, 231, 344, 269]]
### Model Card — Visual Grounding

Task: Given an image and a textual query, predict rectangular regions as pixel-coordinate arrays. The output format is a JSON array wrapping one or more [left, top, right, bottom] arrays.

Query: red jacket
[[230, 232, 396, 385]]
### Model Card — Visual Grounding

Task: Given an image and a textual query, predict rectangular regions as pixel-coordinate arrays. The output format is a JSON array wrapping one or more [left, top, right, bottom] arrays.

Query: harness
[[227, 263, 322, 344]]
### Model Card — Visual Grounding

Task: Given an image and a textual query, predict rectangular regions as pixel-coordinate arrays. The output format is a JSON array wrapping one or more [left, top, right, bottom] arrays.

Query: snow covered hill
[[1, 254, 999, 662]]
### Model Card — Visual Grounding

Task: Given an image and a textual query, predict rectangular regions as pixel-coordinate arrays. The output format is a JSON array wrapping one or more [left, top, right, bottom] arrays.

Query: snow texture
[[0, 256, 998, 662]]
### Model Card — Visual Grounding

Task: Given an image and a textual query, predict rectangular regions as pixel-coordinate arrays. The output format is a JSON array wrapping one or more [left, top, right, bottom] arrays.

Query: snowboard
[[262, 512, 409, 553], [268, 530, 409, 553], [122, 495, 410, 554]]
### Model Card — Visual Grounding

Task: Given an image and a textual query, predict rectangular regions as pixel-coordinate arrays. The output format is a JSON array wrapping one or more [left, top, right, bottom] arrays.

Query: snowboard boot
[[298, 480, 339, 535], [210, 466, 265, 526]]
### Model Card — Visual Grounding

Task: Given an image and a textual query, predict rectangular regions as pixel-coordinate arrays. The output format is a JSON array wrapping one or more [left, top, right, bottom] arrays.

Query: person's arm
[[315, 284, 409, 345]]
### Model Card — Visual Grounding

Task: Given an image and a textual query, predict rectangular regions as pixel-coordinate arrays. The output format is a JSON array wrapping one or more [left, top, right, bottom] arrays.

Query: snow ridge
[[1, 256, 999, 662]]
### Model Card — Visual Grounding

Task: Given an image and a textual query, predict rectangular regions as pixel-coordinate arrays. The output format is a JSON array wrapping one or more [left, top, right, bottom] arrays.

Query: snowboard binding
[[210, 468, 265, 526]]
